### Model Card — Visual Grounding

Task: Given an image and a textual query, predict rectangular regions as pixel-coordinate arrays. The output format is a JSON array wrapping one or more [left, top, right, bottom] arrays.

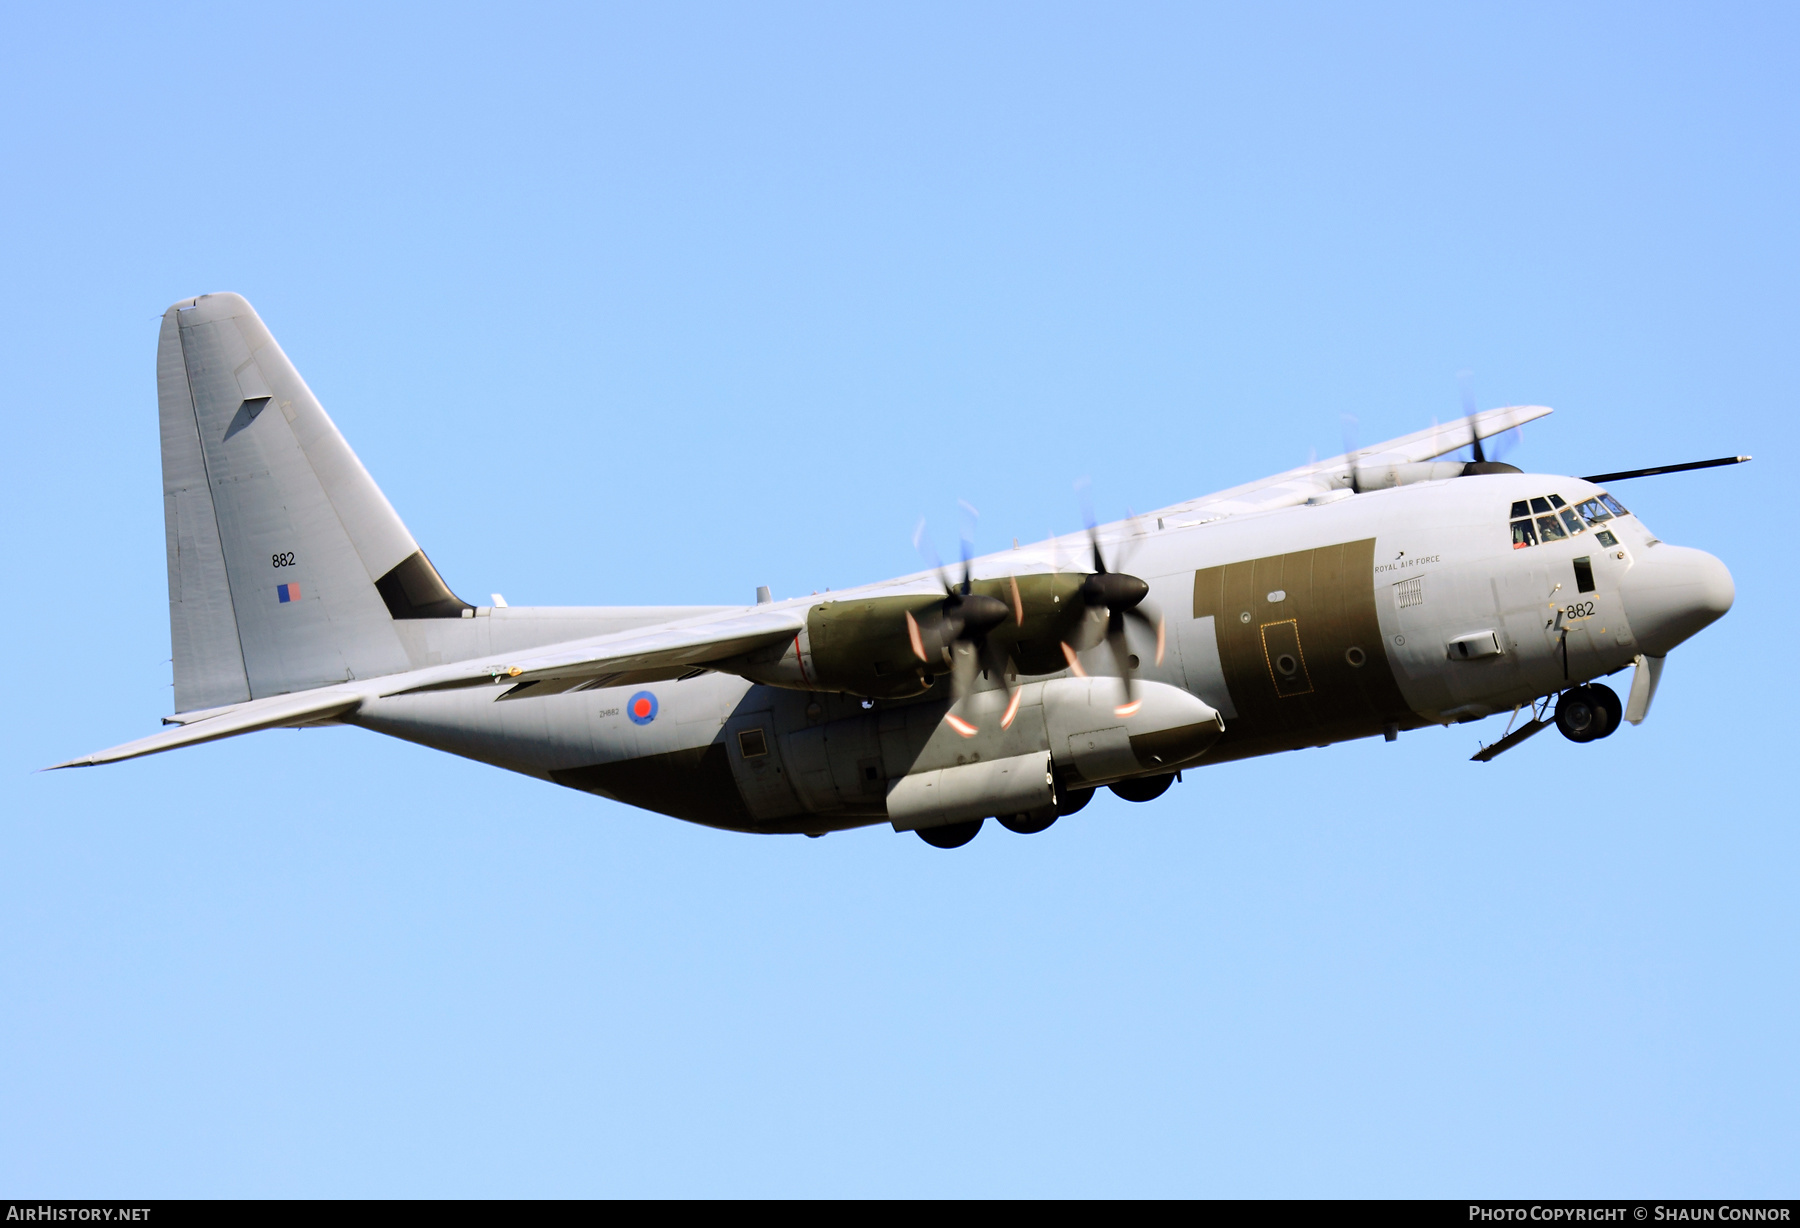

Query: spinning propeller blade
[[1057, 518, 1159, 715], [916, 517, 1017, 735]]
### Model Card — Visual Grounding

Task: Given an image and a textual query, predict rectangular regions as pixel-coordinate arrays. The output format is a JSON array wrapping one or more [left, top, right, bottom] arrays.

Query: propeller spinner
[[906, 545, 1024, 736], [1060, 528, 1165, 717]]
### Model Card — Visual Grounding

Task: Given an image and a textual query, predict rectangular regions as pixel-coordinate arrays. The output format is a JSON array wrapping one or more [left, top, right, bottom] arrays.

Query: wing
[[1151, 404, 1553, 525], [380, 603, 807, 697]]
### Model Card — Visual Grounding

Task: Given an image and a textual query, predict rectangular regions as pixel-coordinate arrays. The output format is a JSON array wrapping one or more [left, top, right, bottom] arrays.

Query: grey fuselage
[[347, 473, 1731, 835]]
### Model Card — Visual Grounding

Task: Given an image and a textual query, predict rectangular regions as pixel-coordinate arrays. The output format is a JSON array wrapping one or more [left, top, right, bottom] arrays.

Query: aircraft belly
[[349, 674, 758, 829]]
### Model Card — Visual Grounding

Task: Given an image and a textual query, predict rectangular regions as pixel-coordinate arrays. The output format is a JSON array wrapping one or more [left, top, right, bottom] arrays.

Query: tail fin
[[160, 292, 469, 711]]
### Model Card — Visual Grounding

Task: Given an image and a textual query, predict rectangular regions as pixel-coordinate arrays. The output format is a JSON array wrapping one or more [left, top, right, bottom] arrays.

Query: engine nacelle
[[1321, 460, 1522, 493], [723, 574, 1093, 700]]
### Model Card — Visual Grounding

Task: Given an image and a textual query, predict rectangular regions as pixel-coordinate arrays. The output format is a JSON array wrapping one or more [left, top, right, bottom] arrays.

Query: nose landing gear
[[1555, 683, 1623, 743]]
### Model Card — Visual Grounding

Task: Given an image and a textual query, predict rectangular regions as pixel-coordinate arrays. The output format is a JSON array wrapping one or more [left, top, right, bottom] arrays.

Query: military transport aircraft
[[54, 293, 1743, 848]]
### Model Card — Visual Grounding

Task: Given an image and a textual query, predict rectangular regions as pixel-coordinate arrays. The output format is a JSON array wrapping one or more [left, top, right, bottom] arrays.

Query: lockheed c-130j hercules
[[55, 293, 1744, 848]]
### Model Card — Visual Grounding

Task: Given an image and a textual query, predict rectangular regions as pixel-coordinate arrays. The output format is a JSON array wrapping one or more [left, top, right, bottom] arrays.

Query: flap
[[382, 604, 807, 697]]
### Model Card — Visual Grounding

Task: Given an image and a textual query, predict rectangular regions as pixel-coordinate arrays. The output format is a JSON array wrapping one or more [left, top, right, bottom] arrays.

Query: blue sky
[[3, 2, 1794, 1196]]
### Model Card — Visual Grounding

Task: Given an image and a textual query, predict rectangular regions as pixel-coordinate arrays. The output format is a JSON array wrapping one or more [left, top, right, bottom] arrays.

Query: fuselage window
[[1536, 513, 1568, 542], [1595, 528, 1619, 548], [1511, 518, 1539, 549], [1573, 556, 1596, 593]]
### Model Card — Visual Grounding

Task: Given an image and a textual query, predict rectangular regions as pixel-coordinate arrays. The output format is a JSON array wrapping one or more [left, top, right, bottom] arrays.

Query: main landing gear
[[915, 772, 1179, 846], [1555, 683, 1623, 743], [1110, 773, 1174, 803], [917, 818, 984, 848]]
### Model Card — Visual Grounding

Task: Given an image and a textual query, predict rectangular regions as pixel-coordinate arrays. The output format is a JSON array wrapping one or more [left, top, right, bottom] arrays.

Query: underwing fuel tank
[[888, 680, 1224, 832], [1039, 678, 1224, 786]]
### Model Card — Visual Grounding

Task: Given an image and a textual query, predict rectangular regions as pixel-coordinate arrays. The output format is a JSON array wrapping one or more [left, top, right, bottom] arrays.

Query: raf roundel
[[627, 691, 659, 726]]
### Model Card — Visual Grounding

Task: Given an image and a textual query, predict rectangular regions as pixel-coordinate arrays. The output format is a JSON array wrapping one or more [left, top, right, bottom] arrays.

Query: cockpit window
[[1600, 493, 1630, 517], [1510, 494, 1591, 548], [1575, 498, 1612, 525]]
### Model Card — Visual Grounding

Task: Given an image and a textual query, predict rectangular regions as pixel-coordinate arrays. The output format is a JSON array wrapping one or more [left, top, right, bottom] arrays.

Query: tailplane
[[160, 293, 468, 711]]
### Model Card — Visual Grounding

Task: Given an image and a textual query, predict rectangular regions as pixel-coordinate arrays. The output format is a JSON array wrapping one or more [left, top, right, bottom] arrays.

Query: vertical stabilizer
[[158, 293, 467, 710]]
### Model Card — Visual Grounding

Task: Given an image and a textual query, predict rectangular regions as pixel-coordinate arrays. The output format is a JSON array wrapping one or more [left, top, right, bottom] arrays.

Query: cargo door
[[723, 710, 803, 821]]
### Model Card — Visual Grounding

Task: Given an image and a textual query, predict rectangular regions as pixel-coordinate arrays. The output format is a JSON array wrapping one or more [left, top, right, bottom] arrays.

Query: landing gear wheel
[[999, 808, 1058, 835], [917, 818, 983, 848], [1555, 686, 1605, 743], [1110, 774, 1175, 803], [1589, 683, 1622, 738], [1055, 785, 1095, 816]]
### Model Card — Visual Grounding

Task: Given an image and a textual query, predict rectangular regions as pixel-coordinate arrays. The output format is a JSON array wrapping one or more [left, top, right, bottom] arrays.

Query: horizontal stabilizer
[[49, 687, 362, 768]]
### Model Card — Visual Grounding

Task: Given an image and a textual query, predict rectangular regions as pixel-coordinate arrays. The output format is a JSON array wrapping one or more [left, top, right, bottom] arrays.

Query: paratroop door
[[723, 710, 802, 820]]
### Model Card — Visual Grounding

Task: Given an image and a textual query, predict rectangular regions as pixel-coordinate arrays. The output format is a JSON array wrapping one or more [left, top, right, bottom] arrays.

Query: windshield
[[1509, 492, 1598, 549]]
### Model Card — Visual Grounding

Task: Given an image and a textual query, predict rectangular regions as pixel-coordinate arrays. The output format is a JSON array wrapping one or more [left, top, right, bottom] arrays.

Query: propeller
[[1060, 519, 1165, 717], [908, 526, 1023, 736], [1458, 372, 1523, 472]]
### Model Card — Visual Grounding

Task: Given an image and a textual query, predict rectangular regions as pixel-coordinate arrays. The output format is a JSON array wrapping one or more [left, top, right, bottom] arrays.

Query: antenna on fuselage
[[1581, 455, 1752, 483]]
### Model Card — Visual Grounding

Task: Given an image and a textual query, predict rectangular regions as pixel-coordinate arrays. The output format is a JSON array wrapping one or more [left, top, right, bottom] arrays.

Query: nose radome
[[1619, 545, 1735, 656]]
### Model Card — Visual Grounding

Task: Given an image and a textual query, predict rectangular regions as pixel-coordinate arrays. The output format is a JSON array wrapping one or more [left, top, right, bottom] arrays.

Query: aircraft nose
[[1619, 545, 1735, 656]]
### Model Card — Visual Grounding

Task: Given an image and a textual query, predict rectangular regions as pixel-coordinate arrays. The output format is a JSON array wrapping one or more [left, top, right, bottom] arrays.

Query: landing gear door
[[723, 710, 802, 821]]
